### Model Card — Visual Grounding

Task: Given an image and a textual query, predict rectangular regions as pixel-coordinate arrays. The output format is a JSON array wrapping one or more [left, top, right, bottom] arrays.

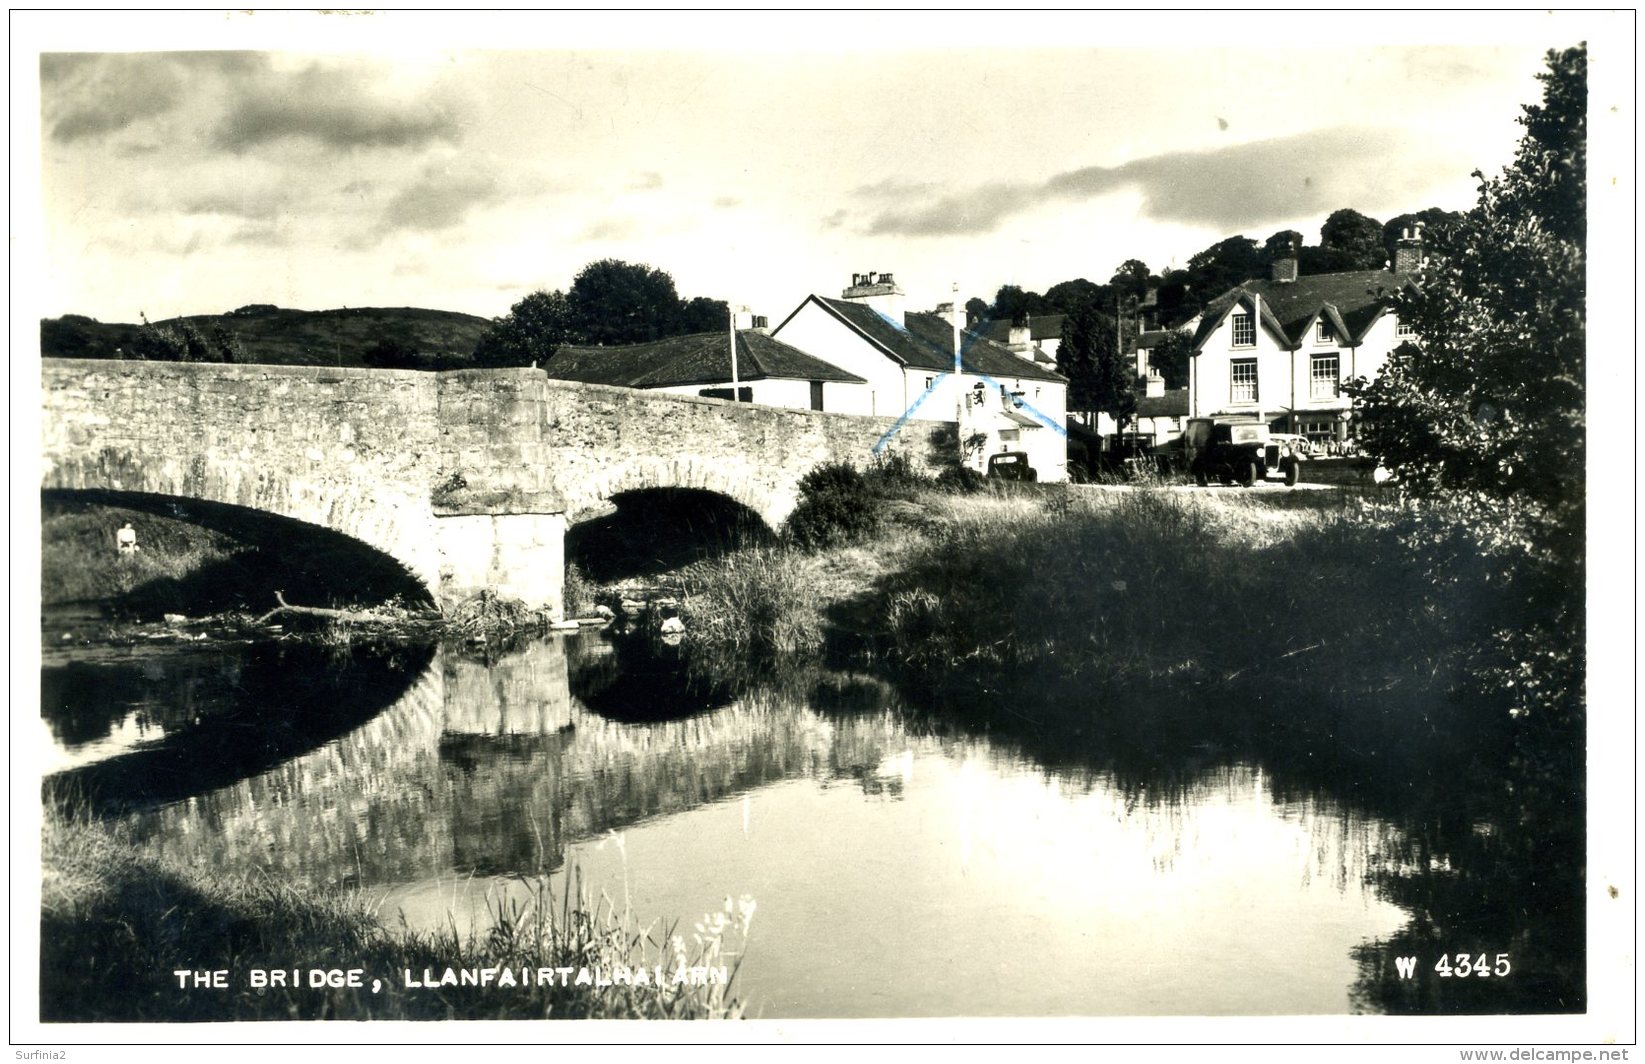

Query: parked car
[[1184, 418, 1306, 487], [986, 451, 1038, 482]]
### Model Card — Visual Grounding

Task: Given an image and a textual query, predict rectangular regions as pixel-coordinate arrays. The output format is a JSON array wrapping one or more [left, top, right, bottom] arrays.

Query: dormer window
[[1394, 316, 1416, 339], [1231, 311, 1255, 347], [1316, 319, 1336, 344]]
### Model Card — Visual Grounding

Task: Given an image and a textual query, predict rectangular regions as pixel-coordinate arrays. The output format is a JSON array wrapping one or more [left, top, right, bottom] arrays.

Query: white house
[[545, 318, 868, 413], [773, 272, 1069, 480], [1185, 231, 1422, 444]]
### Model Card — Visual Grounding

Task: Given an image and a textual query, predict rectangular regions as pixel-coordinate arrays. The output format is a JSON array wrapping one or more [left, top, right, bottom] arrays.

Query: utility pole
[[728, 303, 749, 401]]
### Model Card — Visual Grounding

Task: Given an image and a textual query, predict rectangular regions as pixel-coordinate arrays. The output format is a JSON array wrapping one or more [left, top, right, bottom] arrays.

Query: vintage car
[[986, 451, 1038, 482], [1184, 419, 1306, 487]]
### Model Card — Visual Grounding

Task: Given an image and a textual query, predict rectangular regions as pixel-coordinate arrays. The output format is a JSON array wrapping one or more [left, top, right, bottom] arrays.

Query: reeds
[[40, 805, 748, 1021]]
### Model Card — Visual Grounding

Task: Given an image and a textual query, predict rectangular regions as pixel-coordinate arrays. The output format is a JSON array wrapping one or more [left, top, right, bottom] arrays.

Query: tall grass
[[676, 546, 827, 666], [41, 504, 242, 607], [873, 487, 1494, 707], [41, 806, 748, 1021]]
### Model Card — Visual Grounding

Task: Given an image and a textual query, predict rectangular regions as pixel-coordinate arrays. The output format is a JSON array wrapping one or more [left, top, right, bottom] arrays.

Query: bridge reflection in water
[[61, 632, 1434, 1017]]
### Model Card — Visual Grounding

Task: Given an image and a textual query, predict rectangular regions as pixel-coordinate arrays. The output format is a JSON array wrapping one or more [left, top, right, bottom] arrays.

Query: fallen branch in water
[[254, 590, 394, 627]]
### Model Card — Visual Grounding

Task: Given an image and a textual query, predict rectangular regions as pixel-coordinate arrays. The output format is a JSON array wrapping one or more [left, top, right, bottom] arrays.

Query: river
[[39, 626, 1582, 1019]]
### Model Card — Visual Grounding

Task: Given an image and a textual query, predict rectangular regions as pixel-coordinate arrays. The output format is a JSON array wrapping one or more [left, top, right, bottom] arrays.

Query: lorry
[[1183, 418, 1306, 487]]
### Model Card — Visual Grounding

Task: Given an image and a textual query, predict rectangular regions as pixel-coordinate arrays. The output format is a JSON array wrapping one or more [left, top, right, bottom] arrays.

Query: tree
[[1381, 207, 1465, 265], [1147, 330, 1194, 391], [1186, 236, 1262, 301], [473, 290, 572, 367], [1319, 208, 1386, 270], [1058, 302, 1132, 428], [129, 316, 215, 362], [1043, 278, 1105, 316], [676, 296, 731, 335], [566, 259, 682, 346], [1108, 260, 1150, 301], [1348, 45, 1585, 716], [964, 297, 990, 326], [991, 284, 1047, 326]]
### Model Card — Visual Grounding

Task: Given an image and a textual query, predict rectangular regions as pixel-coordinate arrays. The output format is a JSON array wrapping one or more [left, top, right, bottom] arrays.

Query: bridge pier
[[435, 511, 567, 619]]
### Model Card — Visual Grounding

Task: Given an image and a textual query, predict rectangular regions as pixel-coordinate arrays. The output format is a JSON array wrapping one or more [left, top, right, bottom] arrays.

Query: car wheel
[[1283, 458, 1300, 487], [1194, 466, 1209, 487], [1238, 462, 1257, 487]]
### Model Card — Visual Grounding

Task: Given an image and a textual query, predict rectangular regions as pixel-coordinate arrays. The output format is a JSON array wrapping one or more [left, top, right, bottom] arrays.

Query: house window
[[1231, 358, 1258, 403], [1316, 319, 1335, 344], [1231, 311, 1255, 347], [1394, 316, 1416, 339], [999, 429, 1020, 443], [924, 375, 936, 392], [1298, 418, 1339, 443], [1310, 355, 1339, 399]]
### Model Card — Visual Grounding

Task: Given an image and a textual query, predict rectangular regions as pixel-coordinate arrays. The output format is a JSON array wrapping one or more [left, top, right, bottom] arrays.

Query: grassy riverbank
[[672, 478, 1574, 747], [41, 807, 747, 1021]]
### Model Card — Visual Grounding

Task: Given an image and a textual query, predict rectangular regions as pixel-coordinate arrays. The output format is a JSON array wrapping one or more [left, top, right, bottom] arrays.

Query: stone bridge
[[40, 359, 955, 616]]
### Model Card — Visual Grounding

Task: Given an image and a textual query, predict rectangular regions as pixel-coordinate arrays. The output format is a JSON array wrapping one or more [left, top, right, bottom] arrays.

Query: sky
[[18, 10, 1606, 326]]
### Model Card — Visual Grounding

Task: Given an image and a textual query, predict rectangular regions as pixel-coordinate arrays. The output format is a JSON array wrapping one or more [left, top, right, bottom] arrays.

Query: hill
[[40, 305, 494, 371]]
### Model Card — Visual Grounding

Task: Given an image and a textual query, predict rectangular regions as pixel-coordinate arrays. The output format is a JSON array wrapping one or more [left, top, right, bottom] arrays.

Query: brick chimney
[[1394, 222, 1425, 273], [842, 270, 905, 323], [1270, 236, 1299, 284]]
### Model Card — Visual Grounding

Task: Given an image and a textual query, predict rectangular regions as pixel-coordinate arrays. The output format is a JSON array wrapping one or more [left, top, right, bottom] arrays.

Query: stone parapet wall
[[41, 359, 962, 610]]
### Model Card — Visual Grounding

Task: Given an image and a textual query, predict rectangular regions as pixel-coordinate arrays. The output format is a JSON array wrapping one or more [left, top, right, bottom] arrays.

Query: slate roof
[[801, 297, 1066, 384], [979, 314, 1066, 344], [1135, 388, 1189, 419], [1190, 270, 1414, 350], [1135, 330, 1174, 350], [546, 330, 865, 389]]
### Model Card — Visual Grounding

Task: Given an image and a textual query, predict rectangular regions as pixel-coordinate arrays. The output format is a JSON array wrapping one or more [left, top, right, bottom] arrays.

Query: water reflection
[[39, 631, 1580, 1016], [43, 641, 434, 815]]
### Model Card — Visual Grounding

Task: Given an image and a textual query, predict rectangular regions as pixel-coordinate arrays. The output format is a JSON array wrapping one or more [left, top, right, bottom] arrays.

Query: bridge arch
[[41, 444, 442, 600], [562, 454, 790, 530]]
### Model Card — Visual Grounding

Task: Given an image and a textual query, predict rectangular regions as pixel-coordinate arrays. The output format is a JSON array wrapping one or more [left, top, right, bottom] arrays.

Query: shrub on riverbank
[[41, 808, 747, 1021]]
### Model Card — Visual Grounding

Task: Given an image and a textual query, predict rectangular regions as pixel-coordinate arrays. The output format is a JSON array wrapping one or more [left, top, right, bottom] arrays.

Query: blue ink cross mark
[[869, 308, 1067, 457]]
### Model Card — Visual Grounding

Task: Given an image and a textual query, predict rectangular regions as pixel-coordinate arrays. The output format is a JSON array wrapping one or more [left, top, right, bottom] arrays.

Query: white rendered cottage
[[773, 273, 1069, 481]]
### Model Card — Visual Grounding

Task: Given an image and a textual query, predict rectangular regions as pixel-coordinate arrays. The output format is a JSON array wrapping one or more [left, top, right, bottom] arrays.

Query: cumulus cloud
[[852, 127, 1468, 237]]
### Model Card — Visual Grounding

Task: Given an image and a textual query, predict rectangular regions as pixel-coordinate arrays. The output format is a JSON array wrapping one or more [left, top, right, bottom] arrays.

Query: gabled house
[[773, 272, 1069, 480], [1185, 231, 1421, 444], [545, 320, 868, 413]]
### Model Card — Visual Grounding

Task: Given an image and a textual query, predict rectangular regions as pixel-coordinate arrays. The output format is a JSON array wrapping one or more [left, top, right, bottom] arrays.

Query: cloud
[[627, 171, 664, 191], [377, 164, 505, 233], [211, 62, 461, 152], [180, 189, 288, 222], [853, 127, 1469, 237], [713, 195, 741, 209], [578, 217, 635, 242], [43, 53, 185, 142]]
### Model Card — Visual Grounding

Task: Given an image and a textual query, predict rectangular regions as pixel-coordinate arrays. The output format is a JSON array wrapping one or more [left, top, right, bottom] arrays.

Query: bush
[[934, 465, 985, 494], [783, 462, 882, 549]]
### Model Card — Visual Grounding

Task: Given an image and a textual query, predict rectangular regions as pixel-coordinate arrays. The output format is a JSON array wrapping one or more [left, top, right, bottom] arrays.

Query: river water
[[39, 628, 1579, 1019]]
